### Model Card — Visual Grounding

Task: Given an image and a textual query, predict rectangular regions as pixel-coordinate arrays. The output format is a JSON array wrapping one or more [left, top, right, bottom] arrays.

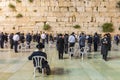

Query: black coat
[[57, 37, 64, 53], [88, 36, 92, 44], [28, 51, 47, 67], [101, 37, 108, 55], [9, 34, 14, 44], [93, 35, 100, 44], [26, 34, 32, 42]]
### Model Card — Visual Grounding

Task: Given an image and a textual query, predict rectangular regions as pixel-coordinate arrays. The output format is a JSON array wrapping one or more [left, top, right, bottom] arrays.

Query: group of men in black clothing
[[56, 32, 113, 61], [0, 31, 118, 76], [0, 31, 118, 61]]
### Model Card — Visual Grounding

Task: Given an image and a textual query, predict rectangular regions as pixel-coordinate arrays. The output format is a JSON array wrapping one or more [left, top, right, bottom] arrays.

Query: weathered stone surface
[[0, 0, 119, 33], [47, 17, 56, 22]]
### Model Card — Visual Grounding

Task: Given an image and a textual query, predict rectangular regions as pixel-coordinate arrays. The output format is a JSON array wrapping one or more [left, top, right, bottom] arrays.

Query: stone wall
[[0, 0, 120, 34]]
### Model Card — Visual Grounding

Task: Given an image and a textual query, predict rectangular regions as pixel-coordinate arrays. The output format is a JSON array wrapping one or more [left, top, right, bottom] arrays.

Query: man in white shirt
[[13, 32, 20, 53], [41, 32, 46, 46], [68, 32, 76, 57], [68, 32, 76, 47]]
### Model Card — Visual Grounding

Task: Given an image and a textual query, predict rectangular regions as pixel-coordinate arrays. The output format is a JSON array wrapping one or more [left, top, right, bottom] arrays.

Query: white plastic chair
[[80, 46, 89, 60], [19, 43, 27, 52], [32, 56, 46, 77], [4, 42, 8, 48], [19, 42, 30, 52], [68, 47, 74, 59]]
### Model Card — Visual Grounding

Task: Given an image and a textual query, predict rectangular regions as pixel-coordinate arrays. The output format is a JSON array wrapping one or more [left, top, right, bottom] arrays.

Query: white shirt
[[13, 34, 20, 41], [41, 33, 46, 39], [68, 35, 75, 43]]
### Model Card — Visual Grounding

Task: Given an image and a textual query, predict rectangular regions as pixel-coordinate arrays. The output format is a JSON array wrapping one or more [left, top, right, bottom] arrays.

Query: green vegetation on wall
[[8, 3, 16, 10], [43, 24, 51, 30], [118, 27, 120, 31], [16, 0, 22, 3], [33, 10, 37, 12], [102, 23, 114, 32], [117, 1, 120, 8], [6, 16, 9, 18], [28, 0, 34, 3], [73, 24, 81, 29], [16, 13, 23, 18], [13, 27, 15, 30]]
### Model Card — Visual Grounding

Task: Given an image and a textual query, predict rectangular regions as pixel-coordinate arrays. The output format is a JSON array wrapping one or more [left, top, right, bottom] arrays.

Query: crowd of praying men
[[0, 31, 120, 61]]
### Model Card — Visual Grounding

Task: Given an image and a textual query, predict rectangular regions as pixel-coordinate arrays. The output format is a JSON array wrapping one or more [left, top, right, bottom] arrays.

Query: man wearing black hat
[[28, 42, 51, 75], [57, 34, 64, 59], [101, 34, 109, 61]]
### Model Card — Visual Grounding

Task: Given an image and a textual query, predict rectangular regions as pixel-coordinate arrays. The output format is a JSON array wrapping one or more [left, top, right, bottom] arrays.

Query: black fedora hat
[[36, 42, 44, 49]]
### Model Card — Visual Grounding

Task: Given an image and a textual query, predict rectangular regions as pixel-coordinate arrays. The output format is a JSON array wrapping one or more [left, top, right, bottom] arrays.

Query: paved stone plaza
[[0, 43, 120, 80]]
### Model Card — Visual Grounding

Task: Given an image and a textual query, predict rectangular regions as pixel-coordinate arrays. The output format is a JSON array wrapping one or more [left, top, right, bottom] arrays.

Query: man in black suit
[[87, 35, 93, 52], [26, 33, 32, 48], [57, 34, 64, 59], [9, 33, 14, 49], [0, 32, 5, 48], [101, 34, 109, 61], [28, 42, 51, 75], [93, 32, 100, 52]]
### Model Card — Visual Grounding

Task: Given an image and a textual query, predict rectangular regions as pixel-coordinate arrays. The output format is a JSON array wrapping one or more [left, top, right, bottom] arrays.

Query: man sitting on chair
[[28, 42, 51, 75]]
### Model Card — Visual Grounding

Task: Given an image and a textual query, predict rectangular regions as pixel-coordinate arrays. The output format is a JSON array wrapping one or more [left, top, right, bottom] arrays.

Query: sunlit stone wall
[[0, 0, 119, 34]]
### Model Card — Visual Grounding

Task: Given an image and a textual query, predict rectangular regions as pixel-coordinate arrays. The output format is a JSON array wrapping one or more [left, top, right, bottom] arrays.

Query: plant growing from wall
[[96, 6, 98, 11], [28, 0, 34, 3], [118, 27, 120, 31], [43, 24, 51, 30], [16, 0, 22, 3], [13, 27, 15, 30], [33, 10, 37, 12], [6, 16, 9, 18], [116, 1, 120, 8], [73, 24, 81, 29], [102, 23, 114, 32], [16, 13, 23, 18], [8, 3, 16, 11]]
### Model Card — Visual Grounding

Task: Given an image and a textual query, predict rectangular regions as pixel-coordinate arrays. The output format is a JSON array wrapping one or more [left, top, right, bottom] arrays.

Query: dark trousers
[[10, 43, 14, 49], [64, 44, 68, 54], [69, 43, 75, 56], [0, 40, 4, 48], [116, 40, 119, 45], [58, 52, 63, 59], [88, 43, 92, 52], [101, 45, 108, 61], [58, 50, 64, 59], [14, 41, 18, 53], [102, 50, 108, 61], [94, 43, 98, 51], [42, 39, 45, 46], [10, 41, 14, 49], [69, 43, 75, 47]]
